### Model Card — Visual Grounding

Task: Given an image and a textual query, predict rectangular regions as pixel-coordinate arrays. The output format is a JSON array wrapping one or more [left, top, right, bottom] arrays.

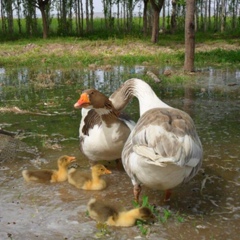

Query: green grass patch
[[1, 33, 239, 70], [132, 195, 186, 236], [196, 48, 240, 65]]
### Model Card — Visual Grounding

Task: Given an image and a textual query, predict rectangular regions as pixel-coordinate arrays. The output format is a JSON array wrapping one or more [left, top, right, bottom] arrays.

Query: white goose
[[110, 78, 203, 202], [74, 89, 135, 165]]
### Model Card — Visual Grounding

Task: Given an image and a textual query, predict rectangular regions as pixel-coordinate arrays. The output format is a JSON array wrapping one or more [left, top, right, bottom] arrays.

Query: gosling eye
[[89, 91, 94, 95]]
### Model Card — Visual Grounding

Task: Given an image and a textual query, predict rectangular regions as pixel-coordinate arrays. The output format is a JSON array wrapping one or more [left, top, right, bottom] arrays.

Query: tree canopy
[[0, 0, 239, 41]]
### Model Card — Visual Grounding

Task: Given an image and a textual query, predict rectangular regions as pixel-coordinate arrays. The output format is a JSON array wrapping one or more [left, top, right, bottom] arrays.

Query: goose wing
[[129, 108, 203, 170]]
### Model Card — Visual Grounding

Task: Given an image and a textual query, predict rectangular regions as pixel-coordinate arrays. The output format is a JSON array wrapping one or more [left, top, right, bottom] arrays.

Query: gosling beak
[[105, 168, 112, 174], [68, 156, 76, 163], [74, 93, 90, 109]]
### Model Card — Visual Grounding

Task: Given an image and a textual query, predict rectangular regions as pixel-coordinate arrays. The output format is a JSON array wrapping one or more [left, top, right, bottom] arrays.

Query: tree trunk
[[38, 0, 50, 39], [195, 0, 199, 31], [184, 0, 195, 72], [152, 8, 160, 43], [86, 0, 89, 32], [143, 0, 148, 36], [68, 0, 73, 34], [0, 0, 5, 33], [200, 0, 204, 30], [103, 0, 108, 29], [6, 0, 13, 36], [16, 0, 22, 34], [220, 0, 226, 33], [39, 6, 48, 39], [171, 0, 177, 33], [62, 0, 67, 34], [214, 0, 220, 31], [149, 0, 164, 43], [208, 0, 211, 30], [204, 0, 208, 32], [90, 0, 94, 32], [162, 1, 165, 31], [75, 0, 83, 35]]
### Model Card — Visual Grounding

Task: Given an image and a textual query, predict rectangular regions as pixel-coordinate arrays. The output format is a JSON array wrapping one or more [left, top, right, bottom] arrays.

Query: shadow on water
[[0, 66, 240, 240]]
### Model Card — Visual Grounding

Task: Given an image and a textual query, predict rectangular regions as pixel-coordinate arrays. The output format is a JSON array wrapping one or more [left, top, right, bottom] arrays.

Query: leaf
[[142, 195, 149, 207]]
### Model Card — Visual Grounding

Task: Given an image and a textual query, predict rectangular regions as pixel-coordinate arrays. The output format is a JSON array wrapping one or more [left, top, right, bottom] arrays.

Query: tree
[[0, 0, 14, 36], [1, 0, 240, 39], [37, 0, 51, 39], [15, 0, 22, 34], [21, 0, 51, 38], [184, 0, 195, 72], [74, 0, 84, 36], [171, 0, 177, 33], [149, 0, 165, 43], [142, 0, 149, 36], [220, 0, 226, 32], [6, 0, 14, 35]]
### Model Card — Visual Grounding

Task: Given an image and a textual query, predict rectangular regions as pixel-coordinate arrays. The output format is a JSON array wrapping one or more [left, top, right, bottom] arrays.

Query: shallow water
[[0, 66, 240, 240]]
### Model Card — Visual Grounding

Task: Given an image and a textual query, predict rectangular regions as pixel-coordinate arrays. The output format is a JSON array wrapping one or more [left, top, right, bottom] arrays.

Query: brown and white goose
[[111, 78, 203, 203], [74, 89, 135, 165]]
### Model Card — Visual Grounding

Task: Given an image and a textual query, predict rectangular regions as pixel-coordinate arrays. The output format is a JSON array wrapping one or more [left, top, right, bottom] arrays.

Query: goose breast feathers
[[75, 89, 135, 162]]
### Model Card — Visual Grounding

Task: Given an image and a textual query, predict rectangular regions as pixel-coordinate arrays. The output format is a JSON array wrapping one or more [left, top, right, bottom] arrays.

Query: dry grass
[[0, 38, 239, 69]]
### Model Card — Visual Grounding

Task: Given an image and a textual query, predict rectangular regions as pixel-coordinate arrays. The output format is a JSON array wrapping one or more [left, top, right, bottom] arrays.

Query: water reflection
[[1, 66, 239, 90], [0, 66, 239, 240]]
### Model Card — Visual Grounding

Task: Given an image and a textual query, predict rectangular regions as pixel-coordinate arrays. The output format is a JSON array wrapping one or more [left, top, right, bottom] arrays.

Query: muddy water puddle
[[0, 67, 240, 239]]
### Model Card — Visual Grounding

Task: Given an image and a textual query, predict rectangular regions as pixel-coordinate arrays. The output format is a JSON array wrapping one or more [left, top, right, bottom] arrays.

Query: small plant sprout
[[136, 219, 150, 236], [158, 208, 172, 223], [175, 211, 185, 223], [176, 215, 185, 223], [95, 222, 111, 238]]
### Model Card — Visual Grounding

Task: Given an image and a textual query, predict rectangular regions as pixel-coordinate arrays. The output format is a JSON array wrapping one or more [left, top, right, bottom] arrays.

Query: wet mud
[[0, 67, 240, 239]]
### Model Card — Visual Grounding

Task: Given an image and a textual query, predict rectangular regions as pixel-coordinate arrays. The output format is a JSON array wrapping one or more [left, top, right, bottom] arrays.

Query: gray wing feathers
[[131, 108, 202, 168]]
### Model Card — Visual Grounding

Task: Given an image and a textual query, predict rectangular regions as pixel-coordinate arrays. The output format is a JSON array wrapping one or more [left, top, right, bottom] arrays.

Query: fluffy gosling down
[[22, 155, 76, 183], [68, 164, 111, 190], [87, 198, 155, 227]]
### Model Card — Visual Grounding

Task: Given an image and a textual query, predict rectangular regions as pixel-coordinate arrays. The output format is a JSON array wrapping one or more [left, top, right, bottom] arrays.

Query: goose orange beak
[[74, 93, 90, 109]]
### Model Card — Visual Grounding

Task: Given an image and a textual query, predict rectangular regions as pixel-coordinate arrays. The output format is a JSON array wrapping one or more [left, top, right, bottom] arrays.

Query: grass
[[0, 38, 171, 69], [132, 195, 186, 236], [196, 49, 240, 65], [95, 222, 111, 238], [0, 31, 239, 71]]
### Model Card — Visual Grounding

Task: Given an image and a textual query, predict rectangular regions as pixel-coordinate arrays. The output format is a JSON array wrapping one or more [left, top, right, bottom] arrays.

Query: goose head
[[74, 89, 118, 116], [74, 89, 111, 109]]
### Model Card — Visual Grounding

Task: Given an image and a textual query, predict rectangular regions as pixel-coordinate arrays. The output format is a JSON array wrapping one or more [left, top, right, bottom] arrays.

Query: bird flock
[[20, 78, 203, 227]]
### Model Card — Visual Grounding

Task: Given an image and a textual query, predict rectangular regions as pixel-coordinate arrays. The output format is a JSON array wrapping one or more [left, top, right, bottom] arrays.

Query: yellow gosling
[[68, 164, 111, 190], [87, 198, 155, 227], [22, 155, 76, 183]]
